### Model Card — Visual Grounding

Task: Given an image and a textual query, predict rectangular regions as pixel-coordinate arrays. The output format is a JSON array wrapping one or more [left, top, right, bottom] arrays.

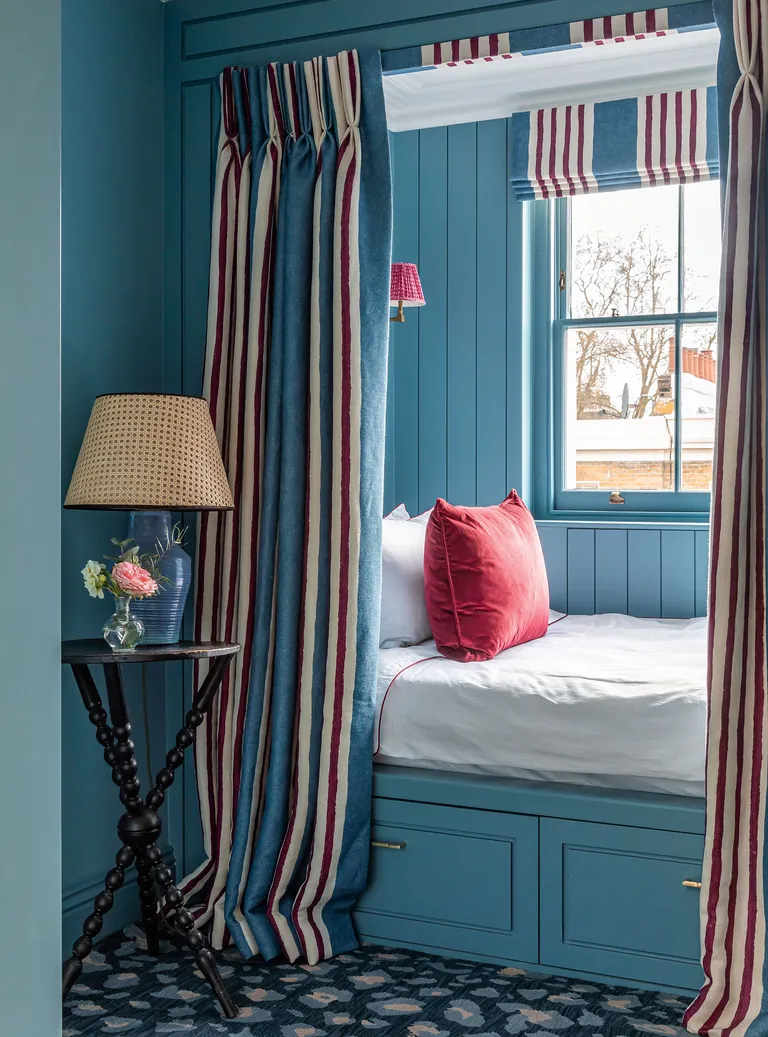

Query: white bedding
[[374, 612, 707, 798]]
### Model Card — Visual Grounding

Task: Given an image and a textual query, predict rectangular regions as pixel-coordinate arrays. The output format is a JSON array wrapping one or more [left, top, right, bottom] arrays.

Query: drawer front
[[355, 798, 538, 962], [541, 818, 704, 990]]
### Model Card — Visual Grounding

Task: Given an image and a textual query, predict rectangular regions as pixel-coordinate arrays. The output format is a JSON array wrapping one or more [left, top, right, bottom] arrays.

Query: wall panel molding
[[167, 0, 705, 78], [182, 0, 537, 60]]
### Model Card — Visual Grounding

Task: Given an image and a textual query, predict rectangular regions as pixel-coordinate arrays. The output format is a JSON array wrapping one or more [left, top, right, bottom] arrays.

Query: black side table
[[61, 639, 241, 1019]]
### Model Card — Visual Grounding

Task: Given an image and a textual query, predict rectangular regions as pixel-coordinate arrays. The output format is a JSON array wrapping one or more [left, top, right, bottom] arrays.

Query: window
[[548, 180, 720, 518]]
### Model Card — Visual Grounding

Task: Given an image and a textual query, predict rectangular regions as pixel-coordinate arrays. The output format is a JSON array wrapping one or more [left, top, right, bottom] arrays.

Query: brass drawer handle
[[371, 840, 406, 850], [682, 879, 702, 889]]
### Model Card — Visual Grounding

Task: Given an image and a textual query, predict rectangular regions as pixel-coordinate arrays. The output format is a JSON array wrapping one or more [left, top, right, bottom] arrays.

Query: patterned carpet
[[62, 925, 691, 1037]]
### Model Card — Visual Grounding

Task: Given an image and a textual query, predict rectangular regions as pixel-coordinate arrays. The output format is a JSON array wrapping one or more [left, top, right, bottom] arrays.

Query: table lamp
[[390, 262, 425, 323], [65, 393, 234, 644]]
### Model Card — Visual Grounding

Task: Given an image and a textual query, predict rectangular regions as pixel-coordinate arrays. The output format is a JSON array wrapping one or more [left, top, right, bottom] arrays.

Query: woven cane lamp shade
[[65, 394, 234, 511]]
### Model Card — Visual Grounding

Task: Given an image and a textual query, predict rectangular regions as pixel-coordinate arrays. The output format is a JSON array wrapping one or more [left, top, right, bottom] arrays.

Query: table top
[[62, 640, 240, 666]]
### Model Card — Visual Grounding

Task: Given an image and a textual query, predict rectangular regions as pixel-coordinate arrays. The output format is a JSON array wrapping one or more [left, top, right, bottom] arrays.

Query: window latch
[[559, 269, 566, 292], [609, 491, 626, 505]]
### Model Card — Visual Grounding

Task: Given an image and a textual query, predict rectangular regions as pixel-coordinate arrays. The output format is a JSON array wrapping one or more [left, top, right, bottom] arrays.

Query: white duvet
[[375, 612, 707, 796]]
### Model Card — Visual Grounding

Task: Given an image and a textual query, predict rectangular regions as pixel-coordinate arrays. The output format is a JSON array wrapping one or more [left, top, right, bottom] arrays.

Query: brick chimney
[[668, 340, 716, 382]]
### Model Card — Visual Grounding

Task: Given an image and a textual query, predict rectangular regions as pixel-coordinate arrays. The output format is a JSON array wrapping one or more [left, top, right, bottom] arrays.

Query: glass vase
[[103, 595, 144, 652]]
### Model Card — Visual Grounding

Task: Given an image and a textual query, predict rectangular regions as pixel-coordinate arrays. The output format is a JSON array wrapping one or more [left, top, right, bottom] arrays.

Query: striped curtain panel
[[179, 51, 392, 963], [684, 1, 768, 1035], [510, 88, 719, 198]]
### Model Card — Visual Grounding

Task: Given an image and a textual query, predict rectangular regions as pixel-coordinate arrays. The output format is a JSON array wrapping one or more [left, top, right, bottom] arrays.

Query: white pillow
[[386, 503, 410, 521], [380, 512, 432, 648]]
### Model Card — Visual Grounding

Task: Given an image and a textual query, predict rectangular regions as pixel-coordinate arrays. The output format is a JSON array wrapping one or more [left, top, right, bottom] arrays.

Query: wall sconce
[[390, 262, 425, 323]]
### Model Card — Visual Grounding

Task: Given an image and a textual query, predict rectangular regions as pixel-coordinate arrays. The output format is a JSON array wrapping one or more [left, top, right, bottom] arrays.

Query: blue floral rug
[[62, 925, 691, 1037]]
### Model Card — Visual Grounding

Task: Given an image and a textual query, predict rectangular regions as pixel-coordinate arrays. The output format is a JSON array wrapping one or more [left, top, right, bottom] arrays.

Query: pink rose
[[112, 561, 159, 598]]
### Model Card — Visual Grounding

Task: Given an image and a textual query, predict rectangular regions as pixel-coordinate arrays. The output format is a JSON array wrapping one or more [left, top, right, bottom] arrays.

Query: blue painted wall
[[61, 0, 167, 948], [386, 122, 531, 515], [0, 3, 62, 1032]]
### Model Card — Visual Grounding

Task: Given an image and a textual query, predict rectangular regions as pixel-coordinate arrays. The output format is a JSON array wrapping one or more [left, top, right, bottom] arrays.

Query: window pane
[[683, 180, 721, 313], [564, 326, 675, 491], [569, 186, 679, 319], [680, 323, 718, 492]]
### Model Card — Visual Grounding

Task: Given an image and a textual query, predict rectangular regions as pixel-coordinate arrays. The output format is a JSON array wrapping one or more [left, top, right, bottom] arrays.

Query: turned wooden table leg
[[62, 845, 136, 1000], [136, 848, 161, 956], [145, 843, 238, 1019], [102, 662, 165, 957], [62, 642, 240, 1016], [143, 656, 238, 1017]]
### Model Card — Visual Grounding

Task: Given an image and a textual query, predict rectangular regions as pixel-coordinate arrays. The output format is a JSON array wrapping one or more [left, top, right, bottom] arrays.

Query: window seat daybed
[[375, 612, 707, 796], [356, 613, 707, 993]]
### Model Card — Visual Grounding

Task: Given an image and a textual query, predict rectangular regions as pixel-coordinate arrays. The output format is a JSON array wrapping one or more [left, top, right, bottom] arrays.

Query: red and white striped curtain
[[178, 52, 393, 962], [684, 1, 768, 1034]]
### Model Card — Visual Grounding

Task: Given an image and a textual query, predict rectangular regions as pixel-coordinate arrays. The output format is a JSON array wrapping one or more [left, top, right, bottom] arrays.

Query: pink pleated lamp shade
[[390, 263, 425, 307]]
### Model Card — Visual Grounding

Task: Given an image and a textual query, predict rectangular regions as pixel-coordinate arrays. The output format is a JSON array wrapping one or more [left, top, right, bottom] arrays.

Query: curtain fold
[[684, 2, 768, 1035], [179, 50, 392, 964]]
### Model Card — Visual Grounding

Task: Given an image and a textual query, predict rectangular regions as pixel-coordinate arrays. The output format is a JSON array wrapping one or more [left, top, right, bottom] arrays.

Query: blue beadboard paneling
[[507, 164, 533, 502], [594, 529, 629, 614], [537, 525, 568, 613], [628, 529, 663, 617], [695, 528, 710, 617], [537, 524, 706, 619], [447, 122, 478, 505], [389, 132, 421, 516], [476, 120, 511, 506], [661, 530, 697, 619], [417, 127, 449, 513], [390, 120, 517, 515], [566, 529, 596, 615]]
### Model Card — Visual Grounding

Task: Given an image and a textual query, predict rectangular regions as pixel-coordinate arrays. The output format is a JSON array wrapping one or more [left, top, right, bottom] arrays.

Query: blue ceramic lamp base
[[127, 511, 191, 645]]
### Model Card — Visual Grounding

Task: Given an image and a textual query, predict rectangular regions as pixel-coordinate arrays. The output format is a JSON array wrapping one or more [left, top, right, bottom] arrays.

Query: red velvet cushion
[[424, 491, 550, 662]]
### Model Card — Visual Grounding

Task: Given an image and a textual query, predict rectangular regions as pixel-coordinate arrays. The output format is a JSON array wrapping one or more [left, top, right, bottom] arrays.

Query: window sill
[[535, 513, 709, 530]]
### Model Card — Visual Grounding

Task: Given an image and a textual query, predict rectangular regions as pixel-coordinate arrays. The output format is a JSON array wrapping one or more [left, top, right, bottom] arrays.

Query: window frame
[[533, 189, 718, 524]]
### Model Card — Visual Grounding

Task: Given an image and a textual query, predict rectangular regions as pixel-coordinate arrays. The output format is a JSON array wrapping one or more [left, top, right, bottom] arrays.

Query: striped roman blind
[[383, 3, 719, 198], [509, 86, 719, 199]]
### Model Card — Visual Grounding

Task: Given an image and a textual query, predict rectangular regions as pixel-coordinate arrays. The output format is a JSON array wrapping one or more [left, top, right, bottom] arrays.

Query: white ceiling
[[383, 28, 720, 132]]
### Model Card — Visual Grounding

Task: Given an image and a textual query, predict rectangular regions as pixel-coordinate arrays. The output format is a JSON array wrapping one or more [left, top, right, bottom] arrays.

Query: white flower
[[82, 560, 106, 599]]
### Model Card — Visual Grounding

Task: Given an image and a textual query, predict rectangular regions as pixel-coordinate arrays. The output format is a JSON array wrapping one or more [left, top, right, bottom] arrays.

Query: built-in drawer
[[540, 818, 704, 991], [355, 797, 538, 962]]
